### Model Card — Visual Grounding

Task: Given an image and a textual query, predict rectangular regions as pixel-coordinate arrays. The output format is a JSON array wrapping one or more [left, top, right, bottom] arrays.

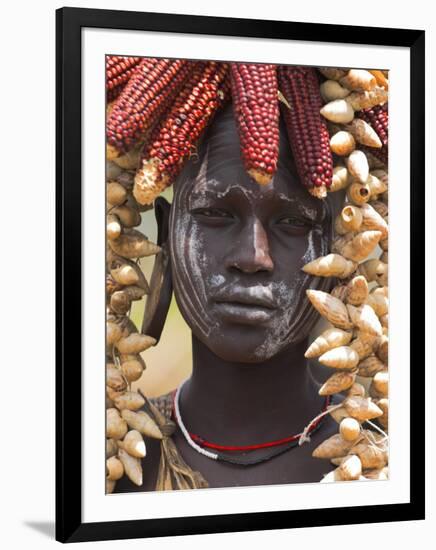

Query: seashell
[[359, 203, 388, 237], [320, 99, 354, 124], [318, 346, 360, 370], [106, 479, 116, 494], [113, 147, 141, 170], [329, 166, 350, 192], [109, 230, 161, 259], [107, 181, 127, 206], [330, 284, 348, 302], [350, 440, 388, 469], [116, 333, 156, 354], [349, 336, 375, 361], [366, 293, 388, 317], [347, 303, 383, 336], [346, 276, 369, 306], [114, 391, 146, 411], [120, 354, 146, 382], [107, 161, 123, 181], [106, 364, 127, 392], [320, 79, 350, 101], [376, 398, 389, 429], [380, 314, 388, 328], [335, 205, 363, 234], [347, 181, 371, 205], [343, 396, 383, 421], [340, 417, 361, 441], [374, 335, 388, 364], [106, 456, 124, 481], [319, 67, 347, 80], [346, 119, 382, 148], [330, 131, 356, 156], [320, 468, 344, 483], [306, 290, 352, 329], [117, 448, 143, 486], [329, 406, 349, 424], [118, 430, 147, 458], [107, 322, 123, 346], [107, 214, 122, 240], [347, 383, 366, 397], [358, 355, 386, 377], [121, 409, 163, 439], [312, 433, 355, 459], [319, 370, 356, 396], [110, 286, 147, 315], [339, 454, 362, 480], [373, 286, 388, 298], [336, 230, 382, 263], [358, 259, 388, 285], [302, 253, 357, 279], [379, 236, 388, 251], [340, 70, 377, 92], [364, 467, 388, 480], [106, 438, 118, 459], [369, 200, 388, 220], [345, 87, 388, 111], [371, 169, 388, 187], [110, 257, 150, 291], [371, 370, 389, 397], [106, 386, 125, 403], [379, 250, 388, 264], [368, 69, 389, 90], [305, 327, 353, 359], [367, 174, 387, 198], [106, 408, 128, 440], [346, 150, 369, 184], [111, 204, 141, 228]]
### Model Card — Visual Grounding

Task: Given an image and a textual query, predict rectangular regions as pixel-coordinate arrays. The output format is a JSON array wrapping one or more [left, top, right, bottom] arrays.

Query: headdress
[[105, 58, 389, 491]]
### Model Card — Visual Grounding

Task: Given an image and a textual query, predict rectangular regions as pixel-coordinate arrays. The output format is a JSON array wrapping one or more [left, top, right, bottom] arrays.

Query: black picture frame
[[56, 6, 425, 543]]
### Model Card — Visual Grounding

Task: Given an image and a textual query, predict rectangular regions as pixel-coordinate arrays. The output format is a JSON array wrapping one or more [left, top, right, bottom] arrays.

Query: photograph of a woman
[[105, 59, 389, 493]]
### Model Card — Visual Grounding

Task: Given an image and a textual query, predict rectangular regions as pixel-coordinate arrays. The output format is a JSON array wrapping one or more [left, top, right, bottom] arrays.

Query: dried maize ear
[[106, 58, 193, 158], [106, 55, 141, 101], [231, 63, 279, 185], [279, 66, 333, 196], [133, 62, 230, 205]]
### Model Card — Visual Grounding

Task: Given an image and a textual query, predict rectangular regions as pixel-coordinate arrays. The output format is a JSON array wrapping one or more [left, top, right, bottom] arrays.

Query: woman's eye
[[192, 208, 233, 219], [277, 216, 309, 227]]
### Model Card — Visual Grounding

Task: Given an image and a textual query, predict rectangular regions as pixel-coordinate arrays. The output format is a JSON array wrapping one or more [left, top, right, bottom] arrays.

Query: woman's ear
[[154, 196, 171, 246], [141, 197, 173, 342]]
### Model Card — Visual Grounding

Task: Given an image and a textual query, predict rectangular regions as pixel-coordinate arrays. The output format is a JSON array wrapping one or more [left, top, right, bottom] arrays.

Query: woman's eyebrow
[[275, 192, 320, 221]]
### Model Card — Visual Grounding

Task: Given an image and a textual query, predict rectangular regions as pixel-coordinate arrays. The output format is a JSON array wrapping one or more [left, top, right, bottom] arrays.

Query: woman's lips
[[213, 302, 276, 325], [212, 285, 277, 325]]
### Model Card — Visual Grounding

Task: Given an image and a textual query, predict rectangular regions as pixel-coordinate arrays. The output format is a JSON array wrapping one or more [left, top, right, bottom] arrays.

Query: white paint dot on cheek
[[209, 274, 225, 288]]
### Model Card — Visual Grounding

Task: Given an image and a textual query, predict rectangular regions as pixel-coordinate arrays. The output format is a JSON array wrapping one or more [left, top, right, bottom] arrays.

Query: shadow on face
[[169, 104, 342, 363]]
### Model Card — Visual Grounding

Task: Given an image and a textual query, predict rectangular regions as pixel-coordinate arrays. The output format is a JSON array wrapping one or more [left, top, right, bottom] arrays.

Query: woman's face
[[169, 106, 333, 362]]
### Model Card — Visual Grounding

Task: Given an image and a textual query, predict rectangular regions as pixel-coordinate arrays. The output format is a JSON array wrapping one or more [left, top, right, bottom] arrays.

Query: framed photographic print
[[56, 6, 425, 543]]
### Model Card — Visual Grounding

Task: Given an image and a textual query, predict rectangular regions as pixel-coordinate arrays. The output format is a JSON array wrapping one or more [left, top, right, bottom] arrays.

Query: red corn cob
[[106, 58, 193, 159], [230, 63, 279, 185], [106, 56, 141, 102], [357, 104, 388, 165], [133, 62, 230, 205], [278, 66, 333, 199]]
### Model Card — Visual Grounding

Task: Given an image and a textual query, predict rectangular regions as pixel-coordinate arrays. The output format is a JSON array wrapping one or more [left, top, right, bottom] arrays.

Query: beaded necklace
[[172, 378, 332, 466]]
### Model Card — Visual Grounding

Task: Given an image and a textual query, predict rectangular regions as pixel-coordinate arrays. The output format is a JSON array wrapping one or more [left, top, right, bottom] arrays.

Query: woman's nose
[[225, 217, 274, 273]]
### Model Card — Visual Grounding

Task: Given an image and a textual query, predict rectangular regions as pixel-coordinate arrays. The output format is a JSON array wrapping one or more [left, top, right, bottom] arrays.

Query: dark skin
[[115, 106, 343, 492]]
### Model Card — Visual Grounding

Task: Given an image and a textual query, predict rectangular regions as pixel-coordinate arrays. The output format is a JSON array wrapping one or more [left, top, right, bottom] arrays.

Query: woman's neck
[[178, 335, 326, 445]]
